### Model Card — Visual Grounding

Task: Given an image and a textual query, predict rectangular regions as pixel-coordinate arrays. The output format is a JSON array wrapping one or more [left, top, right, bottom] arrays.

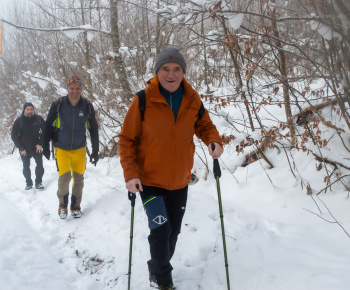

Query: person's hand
[[126, 178, 143, 194], [90, 150, 99, 166], [42, 147, 50, 160], [36, 145, 43, 154], [20, 149, 27, 156], [208, 142, 223, 159]]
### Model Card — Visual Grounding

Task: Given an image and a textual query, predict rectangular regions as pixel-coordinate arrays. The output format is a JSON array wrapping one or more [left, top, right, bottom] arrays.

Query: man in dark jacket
[[11, 102, 45, 190], [42, 76, 99, 219]]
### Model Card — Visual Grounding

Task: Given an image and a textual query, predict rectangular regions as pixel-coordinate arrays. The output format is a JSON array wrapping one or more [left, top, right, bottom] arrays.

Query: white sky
[[0, 0, 25, 19], [0, 0, 11, 19]]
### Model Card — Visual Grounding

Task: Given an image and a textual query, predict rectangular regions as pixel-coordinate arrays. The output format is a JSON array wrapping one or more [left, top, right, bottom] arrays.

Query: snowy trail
[[0, 193, 75, 290], [0, 155, 126, 289], [1, 152, 350, 289]]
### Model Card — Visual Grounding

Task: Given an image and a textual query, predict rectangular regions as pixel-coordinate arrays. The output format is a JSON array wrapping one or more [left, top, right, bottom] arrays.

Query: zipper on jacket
[[169, 125, 176, 188], [70, 107, 75, 149]]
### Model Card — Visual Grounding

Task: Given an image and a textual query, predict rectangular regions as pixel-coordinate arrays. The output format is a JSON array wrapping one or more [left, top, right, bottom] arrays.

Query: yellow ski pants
[[55, 147, 86, 209]]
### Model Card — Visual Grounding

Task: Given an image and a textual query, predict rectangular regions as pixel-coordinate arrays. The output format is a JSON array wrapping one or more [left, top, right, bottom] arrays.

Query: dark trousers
[[141, 185, 188, 285], [20, 149, 44, 186]]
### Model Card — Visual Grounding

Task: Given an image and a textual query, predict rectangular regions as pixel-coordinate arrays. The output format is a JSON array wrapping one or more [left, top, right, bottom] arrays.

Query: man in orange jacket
[[119, 47, 223, 290]]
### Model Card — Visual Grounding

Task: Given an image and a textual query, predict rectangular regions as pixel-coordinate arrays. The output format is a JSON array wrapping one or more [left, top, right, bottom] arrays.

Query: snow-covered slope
[[1, 147, 350, 289]]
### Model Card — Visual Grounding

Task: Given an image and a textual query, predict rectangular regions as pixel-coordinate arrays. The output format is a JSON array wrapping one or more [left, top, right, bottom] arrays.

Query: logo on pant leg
[[152, 215, 167, 225]]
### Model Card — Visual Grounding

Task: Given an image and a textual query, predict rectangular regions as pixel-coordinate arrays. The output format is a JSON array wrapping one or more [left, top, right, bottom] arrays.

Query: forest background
[[1, 1, 350, 289], [0, 0, 350, 196]]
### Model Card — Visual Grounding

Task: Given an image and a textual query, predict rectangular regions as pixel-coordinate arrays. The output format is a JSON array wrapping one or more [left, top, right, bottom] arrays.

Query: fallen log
[[295, 99, 338, 125]]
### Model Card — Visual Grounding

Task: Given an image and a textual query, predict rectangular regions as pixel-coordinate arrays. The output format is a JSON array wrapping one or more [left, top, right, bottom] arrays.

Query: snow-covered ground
[[1, 141, 350, 290]]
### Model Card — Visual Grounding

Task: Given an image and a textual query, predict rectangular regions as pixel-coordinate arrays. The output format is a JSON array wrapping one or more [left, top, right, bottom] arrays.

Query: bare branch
[[0, 19, 110, 35]]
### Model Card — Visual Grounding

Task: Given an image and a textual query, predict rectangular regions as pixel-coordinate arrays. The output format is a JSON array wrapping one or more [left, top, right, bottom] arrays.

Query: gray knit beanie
[[154, 47, 187, 74], [23, 102, 34, 111]]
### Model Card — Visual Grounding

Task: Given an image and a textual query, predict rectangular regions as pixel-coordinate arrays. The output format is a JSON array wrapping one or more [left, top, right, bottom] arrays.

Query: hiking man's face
[[67, 83, 82, 105], [157, 63, 184, 93], [24, 106, 34, 117]]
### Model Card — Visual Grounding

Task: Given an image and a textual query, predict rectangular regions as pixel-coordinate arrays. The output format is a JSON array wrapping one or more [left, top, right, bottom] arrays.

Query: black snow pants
[[20, 149, 44, 186], [140, 185, 188, 285]]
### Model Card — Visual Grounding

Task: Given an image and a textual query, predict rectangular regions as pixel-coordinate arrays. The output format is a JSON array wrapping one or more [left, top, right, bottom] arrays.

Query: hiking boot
[[58, 204, 68, 219], [147, 260, 157, 287], [35, 183, 45, 190], [71, 207, 82, 218], [148, 260, 174, 289], [157, 284, 174, 290], [25, 184, 33, 190]]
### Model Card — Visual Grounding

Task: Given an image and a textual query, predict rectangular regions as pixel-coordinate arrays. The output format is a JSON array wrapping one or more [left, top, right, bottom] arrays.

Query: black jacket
[[43, 96, 99, 152], [11, 113, 45, 152]]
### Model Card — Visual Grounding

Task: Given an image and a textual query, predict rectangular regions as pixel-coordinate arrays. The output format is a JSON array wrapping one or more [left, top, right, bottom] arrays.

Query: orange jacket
[[118, 75, 222, 190]]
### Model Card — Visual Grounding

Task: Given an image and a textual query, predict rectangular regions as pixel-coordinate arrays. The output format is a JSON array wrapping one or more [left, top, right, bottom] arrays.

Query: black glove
[[90, 150, 99, 166], [42, 147, 50, 160]]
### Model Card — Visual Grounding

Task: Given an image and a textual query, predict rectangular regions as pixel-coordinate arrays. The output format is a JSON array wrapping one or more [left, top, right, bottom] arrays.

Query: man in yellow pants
[[42, 76, 99, 219]]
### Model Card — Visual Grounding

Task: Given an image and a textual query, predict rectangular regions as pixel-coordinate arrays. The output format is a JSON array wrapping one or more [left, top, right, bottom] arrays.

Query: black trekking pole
[[211, 143, 230, 290], [86, 145, 91, 159], [51, 141, 55, 160], [127, 184, 138, 290]]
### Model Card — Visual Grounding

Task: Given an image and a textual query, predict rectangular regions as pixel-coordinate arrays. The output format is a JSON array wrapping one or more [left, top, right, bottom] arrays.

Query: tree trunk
[[270, 0, 295, 140], [155, 0, 161, 56], [201, 14, 209, 93], [221, 18, 255, 131], [80, 0, 94, 101], [110, 0, 132, 104]]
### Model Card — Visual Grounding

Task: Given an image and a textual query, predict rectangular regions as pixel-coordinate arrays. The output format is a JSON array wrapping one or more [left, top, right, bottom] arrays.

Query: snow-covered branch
[[0, 19, 110, 36]]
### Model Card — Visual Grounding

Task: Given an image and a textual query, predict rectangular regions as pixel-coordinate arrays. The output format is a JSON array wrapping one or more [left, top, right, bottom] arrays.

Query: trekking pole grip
[[128, 184, 138, 207], [128, 192, 136, 207], [211, 143, 221, 178]]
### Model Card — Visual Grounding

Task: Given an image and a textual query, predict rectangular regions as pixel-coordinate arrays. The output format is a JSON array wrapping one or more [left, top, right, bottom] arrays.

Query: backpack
[[136, 89, 205, 122]]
